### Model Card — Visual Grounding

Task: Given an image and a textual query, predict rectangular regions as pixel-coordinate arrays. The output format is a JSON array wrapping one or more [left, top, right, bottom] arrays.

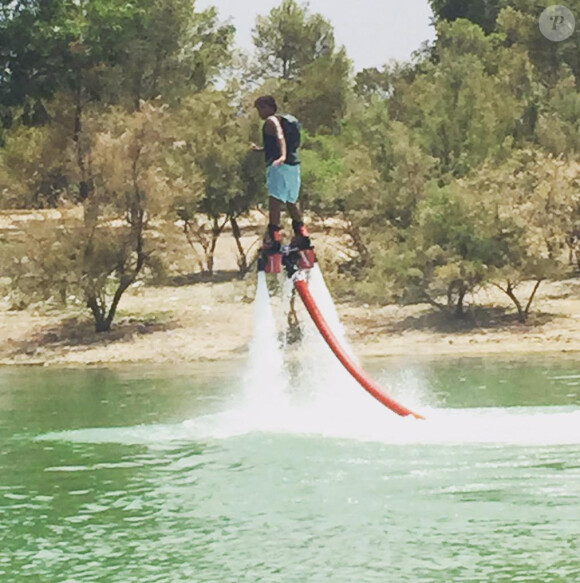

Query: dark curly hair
[[254, 95, 278, 111]]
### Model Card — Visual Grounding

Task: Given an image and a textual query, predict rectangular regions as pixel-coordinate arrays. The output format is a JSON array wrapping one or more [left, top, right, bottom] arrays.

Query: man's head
[[254, 95, 277, 120]]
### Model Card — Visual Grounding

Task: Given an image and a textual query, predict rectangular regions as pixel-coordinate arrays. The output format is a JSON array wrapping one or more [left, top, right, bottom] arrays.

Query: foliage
[[2, 0, 580, 330], [5, 103, 179, 331], [385, 150, 580, 320], [251, 0, 351, 134], [169, 91, 261, 274], [252, 0, 335, 81], [0, 121, 69, 208], [373, 183, 516, 316], [399, 20, 523, 176], [0, 0, 234, 126], [429, 0, 503, 33]]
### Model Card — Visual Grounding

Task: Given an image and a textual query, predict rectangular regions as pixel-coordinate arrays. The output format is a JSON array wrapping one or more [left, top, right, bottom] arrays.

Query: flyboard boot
[[279, 221, 316, 278], [290, 220, 311, 250], [257, 221, 317, 277], [257, 224, 283, 273], [289, 221, 316, 273]]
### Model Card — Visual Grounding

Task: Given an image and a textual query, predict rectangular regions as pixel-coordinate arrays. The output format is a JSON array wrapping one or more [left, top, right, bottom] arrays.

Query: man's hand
[[272, 157, 286, 167], [250, 142, 263, 152]]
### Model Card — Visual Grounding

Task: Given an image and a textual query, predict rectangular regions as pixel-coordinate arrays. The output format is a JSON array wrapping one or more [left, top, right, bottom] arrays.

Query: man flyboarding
[[251, 95, 311, 255], [249, 98, 423, 419]]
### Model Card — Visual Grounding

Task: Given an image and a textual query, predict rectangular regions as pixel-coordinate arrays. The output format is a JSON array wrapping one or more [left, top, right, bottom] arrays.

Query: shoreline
[[1, 277, 580, 368], [2, 348, 579, 370]]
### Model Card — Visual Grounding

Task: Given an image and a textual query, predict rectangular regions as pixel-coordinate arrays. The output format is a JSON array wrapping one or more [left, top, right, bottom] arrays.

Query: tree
[[0, 0, 235, 129], [108, 1, 235, 108], [234, 145, 267, 274], [0, 119, 69, 209], [5, 103, 180, 332], [432, 1, 580, 90], [429, 0, 503, 33], [252, 0, 335, 81], [401, 19, 523, 176], [251, 0, 351, 134], [377, 183, 520, 317], [1, 0, 235, 210], [465, 150, 580, 321], [170, 92, 260, 275], [288, 49, 351, 134], [536, 75, 580, 154]]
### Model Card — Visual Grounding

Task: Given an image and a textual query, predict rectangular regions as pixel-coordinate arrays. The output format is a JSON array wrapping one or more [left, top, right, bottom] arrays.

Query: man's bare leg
[[264, 196, 283, 252], [269, 196, 282, 226], [286, 202, 302, 222]]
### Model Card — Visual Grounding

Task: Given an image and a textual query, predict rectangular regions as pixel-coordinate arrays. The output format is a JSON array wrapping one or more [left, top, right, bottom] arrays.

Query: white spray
[[36, 269, 580, 447], [240, 271, 290, 413]]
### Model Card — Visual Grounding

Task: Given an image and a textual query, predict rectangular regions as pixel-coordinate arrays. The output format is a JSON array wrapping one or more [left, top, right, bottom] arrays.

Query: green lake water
[[1, 356, 579, 582]]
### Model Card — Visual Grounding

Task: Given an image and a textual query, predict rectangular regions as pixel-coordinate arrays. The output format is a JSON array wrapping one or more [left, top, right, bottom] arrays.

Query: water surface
[[1, 357, 579, 582]]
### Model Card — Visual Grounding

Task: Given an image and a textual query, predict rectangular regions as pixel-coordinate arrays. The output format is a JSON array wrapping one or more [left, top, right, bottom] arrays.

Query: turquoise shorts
[[267, 164, 301, 204]]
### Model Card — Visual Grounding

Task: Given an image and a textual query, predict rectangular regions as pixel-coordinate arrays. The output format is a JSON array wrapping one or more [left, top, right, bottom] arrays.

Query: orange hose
[[295, 279, 425, 420]]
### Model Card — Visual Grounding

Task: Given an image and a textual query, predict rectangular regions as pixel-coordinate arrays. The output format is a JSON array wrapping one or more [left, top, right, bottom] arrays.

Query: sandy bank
[[1, 277, 579, 367]]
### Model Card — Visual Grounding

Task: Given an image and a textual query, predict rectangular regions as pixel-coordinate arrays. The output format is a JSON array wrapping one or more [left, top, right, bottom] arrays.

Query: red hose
[[295, 279, 425, 420]]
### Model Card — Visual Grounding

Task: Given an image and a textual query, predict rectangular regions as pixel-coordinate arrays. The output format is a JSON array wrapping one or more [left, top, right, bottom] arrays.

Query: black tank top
[[263, 114, 301, 166]]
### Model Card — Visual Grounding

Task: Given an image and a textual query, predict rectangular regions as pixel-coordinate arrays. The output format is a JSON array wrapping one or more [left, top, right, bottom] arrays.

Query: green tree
[[288, 49, 351, 134], [5, 103, 180, 331], [432, 1, 580, 89], [252, 0, 335, 81], [251, 0, 351, 134], [536, 75, 580, 154], [0, 119, 69, 209], [300, 131, 378, 266], [0, 0, 234, 115], [170, 92, 261, 275], [376, 183, 521, 317], [429, 0, 503, 33], [464, 150, 579, 321], [401, 19, 523, 175], [1, 0, 235, 208]]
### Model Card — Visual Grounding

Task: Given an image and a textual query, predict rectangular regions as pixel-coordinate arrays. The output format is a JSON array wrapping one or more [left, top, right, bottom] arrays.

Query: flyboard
[[258, 241, 425, 420]]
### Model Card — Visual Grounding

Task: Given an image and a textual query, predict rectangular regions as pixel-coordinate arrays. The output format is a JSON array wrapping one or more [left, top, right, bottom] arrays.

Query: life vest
[[263, 114, 301, 166]]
